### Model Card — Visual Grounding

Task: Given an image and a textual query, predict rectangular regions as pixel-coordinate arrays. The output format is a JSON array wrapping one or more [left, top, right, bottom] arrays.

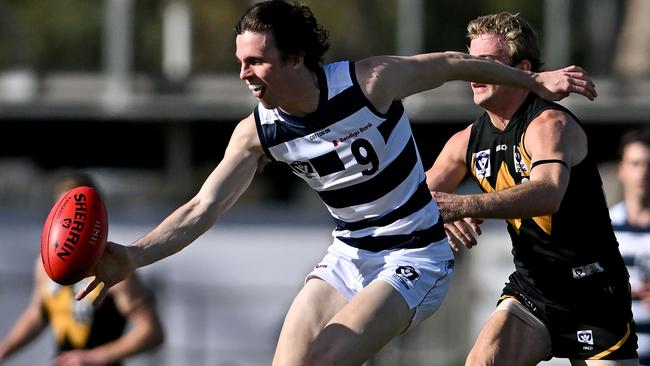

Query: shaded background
[[0, 0, 648, 365]]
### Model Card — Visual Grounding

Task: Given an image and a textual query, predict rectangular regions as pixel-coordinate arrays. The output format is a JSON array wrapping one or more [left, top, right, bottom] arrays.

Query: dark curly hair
[[235, 0, 330, 71]]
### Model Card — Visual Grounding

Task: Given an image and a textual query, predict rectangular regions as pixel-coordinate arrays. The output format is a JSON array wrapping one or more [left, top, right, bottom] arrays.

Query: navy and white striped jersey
[[253, 61, 446, 252], [610, 202, 650, 362]]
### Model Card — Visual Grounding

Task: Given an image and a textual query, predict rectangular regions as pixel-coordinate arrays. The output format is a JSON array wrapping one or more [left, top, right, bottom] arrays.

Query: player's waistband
[[334, 218, 446, 253]]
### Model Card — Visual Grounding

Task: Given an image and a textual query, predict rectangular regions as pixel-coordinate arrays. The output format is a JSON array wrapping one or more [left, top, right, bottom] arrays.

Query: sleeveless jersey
[[610, 202, 650, 362], [40, 277, 126, 365], [254, 61, 446, 253], [465, 93, 626, 298]]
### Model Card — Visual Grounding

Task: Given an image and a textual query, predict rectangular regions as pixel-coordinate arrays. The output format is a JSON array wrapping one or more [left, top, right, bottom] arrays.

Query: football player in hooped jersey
[[426, 12, 638, 366], [77, 1, 597, 365]]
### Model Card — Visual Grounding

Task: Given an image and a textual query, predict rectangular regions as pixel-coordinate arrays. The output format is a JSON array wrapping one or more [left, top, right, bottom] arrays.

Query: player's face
[[619, 142, 650, 200], [236, 30, 295, 109], [468, 34, 519, 108]]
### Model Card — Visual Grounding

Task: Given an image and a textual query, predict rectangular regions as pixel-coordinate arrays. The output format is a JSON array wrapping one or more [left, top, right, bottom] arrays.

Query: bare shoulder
[[230, 114, 264, 154], [444, 124, 473, 158], [353, 56, 398, 111], [525, 108, 587, 164], [528, 109, 585, 139]]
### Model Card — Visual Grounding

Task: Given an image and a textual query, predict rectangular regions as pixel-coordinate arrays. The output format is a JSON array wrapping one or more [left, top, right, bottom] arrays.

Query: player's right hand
[[76, 241, 135, 306], [444, 217, 483, 251]]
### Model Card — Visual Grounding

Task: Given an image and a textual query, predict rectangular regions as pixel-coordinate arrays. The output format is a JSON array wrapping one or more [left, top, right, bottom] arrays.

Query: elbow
[[541, 200, 562, 216], [536, 191, 563, 216], [150, 328, 164, 349], [143, 316, 165, 350]]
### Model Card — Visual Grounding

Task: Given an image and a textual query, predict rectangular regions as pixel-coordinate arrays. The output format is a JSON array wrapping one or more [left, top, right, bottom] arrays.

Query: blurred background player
[[610, 128, 650, 366], [0, 172, 164, 366]]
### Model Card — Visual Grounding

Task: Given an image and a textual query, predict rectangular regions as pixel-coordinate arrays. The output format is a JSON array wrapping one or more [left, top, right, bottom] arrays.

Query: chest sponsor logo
[[513, 146, 529, 174], [473, 149, 491, 178], [333, 122, 373, 146], [289, 161, 315, 178], [308, 127, 331, 141]]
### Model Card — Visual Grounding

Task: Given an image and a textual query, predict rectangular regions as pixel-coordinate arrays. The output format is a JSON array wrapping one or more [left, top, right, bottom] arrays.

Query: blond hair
[[467, 12, 543, 71]]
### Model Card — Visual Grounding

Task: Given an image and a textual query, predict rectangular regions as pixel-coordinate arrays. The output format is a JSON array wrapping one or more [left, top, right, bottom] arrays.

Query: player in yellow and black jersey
[[0, 173, 164, 366], [426, 12, 637, 366]]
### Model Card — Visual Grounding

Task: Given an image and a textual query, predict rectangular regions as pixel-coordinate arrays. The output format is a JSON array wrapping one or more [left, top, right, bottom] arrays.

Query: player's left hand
[[534, 65, 597, 101], [53, 349, 107, 366]]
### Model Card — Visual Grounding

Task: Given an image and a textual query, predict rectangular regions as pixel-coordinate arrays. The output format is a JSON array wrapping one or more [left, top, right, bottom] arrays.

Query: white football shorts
[[307, 237, 455, 329]]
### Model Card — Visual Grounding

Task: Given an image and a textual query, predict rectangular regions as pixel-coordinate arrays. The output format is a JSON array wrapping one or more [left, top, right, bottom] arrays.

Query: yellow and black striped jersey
[[466, 93, 626, 297], [40, 277, 126, 365]]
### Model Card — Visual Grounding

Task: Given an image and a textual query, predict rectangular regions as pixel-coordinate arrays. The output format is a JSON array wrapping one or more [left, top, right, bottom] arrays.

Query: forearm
[[439, 181, 560, 222], [0, 308, 46, 361], [443, 52, 536, 89], [129, 198, 218, 268]]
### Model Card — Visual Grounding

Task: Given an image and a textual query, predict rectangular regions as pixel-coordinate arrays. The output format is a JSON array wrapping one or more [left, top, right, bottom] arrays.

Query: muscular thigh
[[467, 298, 552, 366], [273, 278, 348, 366], [309, 280, 415, 365]]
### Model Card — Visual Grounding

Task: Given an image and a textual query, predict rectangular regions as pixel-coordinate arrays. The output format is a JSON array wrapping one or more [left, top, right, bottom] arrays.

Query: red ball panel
[[41, 186, 108, 285]]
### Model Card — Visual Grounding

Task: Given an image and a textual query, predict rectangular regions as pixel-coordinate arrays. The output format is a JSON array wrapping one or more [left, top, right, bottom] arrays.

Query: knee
[[465, 349, 493, 366]]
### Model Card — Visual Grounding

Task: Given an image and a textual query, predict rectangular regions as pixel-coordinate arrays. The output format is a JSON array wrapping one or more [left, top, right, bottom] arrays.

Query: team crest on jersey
[[473, 149, 491, 178], [289, 161, 315, 178], [513, 146, 528, 174], [393, 265, 421, 289]]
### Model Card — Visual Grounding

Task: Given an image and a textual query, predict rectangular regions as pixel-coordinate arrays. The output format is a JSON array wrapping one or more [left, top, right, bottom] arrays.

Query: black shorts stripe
[[318, 137, 418, 208], [336, 216, 446, 252], [333, 181, 432, 231]]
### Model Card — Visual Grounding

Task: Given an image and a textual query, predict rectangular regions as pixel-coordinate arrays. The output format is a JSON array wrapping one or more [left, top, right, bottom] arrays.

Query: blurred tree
[[614, 0, 650, 78], [424, 0, 543, 53], [3, 0, 102, 71]]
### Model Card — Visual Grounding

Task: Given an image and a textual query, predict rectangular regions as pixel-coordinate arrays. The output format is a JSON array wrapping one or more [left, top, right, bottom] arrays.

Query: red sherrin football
[[41, 186, 108, 285]]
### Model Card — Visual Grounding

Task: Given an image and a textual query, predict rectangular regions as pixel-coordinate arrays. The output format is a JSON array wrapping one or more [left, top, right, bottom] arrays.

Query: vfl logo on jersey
[[577, 330, 594, 346], [473, 149, 491, 178], [289, 161, 315, 178], [393, 265, 421, 290], [513, 146, 528, 174]]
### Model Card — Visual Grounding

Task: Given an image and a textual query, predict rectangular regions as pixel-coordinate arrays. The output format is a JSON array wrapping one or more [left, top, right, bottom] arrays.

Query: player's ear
[[287, 51, 305, 69], [517, 59, 532, 71]]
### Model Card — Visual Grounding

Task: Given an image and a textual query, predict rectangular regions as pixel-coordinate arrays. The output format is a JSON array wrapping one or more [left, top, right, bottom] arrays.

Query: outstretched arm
[[355, 52, 596, 112], [0, 261, 47, 363], [78, 115, 266, 304]]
